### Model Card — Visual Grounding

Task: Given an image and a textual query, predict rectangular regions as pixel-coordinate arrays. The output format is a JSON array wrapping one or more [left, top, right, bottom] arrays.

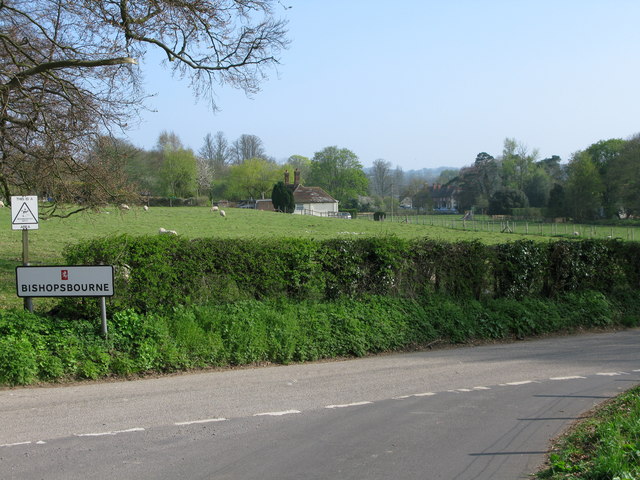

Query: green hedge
[[3, 291, 637, 386], [63, 237, 640, 313]]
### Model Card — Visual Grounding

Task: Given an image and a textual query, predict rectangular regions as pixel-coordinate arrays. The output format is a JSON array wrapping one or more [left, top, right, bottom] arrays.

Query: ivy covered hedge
[[3, 291, 636, 386], [62, 236, 640, 313]]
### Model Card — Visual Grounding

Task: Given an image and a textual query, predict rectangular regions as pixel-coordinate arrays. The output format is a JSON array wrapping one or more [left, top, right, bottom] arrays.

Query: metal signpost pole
[[100, 297, 108, 338], [22, 228, 33, 312]]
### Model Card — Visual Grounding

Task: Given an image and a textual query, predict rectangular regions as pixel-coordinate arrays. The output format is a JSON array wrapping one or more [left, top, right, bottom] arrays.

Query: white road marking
[[36, 441, 46, 445], [0, 441, 31, 448], [503, 380, 535, 386], [325, 401, 372, 409], [596, 372, 622, 376], [457, 388, 472, 392], [550, 376, 586, 380], [174, 418, 227, 426], [75, 428, 145, 437], [253, 410, 301, 417], [472, 386, 490, 390]]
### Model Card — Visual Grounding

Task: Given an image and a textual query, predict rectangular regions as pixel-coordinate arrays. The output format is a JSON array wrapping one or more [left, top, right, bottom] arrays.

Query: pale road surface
[[1, 329, 638, 479]]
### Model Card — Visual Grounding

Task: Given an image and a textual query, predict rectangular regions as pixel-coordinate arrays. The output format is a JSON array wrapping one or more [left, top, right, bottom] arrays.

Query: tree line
[[446, 135, 640, 221], [87, 132, 370, 207]]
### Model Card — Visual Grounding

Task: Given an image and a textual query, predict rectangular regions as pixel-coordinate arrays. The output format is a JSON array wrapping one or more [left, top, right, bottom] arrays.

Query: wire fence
[[360, 213, 638, 241]]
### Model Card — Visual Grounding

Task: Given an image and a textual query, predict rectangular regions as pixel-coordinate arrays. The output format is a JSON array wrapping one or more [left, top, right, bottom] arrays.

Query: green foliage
[[308, 146, 369, 205], [160, 148, 198, 198], [537, 386, 640, 480], [1, 289, 639, 386], [63, 234, 640, 315], [494, 240, 546, 298], [271, 181, 295, 213], [488, 188, 529, 215]]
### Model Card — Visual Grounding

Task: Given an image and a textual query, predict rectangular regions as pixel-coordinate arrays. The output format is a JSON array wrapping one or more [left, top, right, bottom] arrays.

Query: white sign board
[[16, 266, 114, 297], [11, 196, 39, 230]]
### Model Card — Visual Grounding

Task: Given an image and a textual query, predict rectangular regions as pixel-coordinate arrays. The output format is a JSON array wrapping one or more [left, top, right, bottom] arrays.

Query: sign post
[[16, 265, 115, 337], [11, 196, 39, 312]]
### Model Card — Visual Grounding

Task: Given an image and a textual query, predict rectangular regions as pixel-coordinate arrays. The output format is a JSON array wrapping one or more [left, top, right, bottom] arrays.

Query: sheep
[[0, 200, 4, 208], [143, 205, 149, 211], [573, 231, 580, 236], [119, 264, 131, 281], [219, 209, 226, 219], [211, 205, 219, 212], [119, 203, 130, 211], [158, 227, 177, 235]]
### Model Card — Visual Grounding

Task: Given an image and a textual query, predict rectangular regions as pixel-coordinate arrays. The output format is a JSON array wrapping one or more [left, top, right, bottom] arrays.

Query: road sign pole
[[100, 296, 108, 338], [22, 228, 33, 313]]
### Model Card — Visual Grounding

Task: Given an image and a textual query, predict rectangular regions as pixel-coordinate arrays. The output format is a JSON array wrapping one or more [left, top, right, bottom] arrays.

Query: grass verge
[[1, 292, 637, 387], [536, 385, 640, 480]]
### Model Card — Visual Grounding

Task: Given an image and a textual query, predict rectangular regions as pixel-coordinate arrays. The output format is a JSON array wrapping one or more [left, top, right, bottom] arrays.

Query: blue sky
[[126, 1, 640, 170]]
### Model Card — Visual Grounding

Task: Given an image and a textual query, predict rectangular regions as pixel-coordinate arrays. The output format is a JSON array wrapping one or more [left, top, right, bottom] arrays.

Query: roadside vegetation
[[537, 385, 640, 480], [0, 206, 561, 309], [1, 207, 639, 386]]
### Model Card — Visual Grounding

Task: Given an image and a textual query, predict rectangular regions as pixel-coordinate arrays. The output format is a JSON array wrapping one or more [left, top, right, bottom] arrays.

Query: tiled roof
[[293, 185, 337, 204]]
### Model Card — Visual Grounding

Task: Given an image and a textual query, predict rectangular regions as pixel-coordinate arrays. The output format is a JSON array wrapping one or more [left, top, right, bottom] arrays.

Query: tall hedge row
[[63, 236, 640, 313]]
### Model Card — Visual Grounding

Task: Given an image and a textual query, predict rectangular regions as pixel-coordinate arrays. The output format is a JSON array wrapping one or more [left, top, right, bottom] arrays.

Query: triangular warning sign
[[12, 202, 38, 225]]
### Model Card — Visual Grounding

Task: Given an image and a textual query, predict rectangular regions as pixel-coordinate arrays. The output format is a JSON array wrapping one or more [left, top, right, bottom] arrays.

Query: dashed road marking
[[75, 428, 144, 437], [550, 376, 586, 380], [0, 441, 31, 448], [501, 380, 536, 386], [393, 392, 436, 399], [596, 372, 622, 376], [325, 401, 372, 409], [174, 418, 227, 426], [253, 410, 301, 417]]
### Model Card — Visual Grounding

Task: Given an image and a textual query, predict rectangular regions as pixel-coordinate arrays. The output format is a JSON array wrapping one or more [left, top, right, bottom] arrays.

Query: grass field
[[1, 205, 639, 309]]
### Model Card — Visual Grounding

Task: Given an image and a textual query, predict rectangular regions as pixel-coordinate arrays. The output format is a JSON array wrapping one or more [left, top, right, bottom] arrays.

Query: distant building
[[430, 183, 458, 212], [256, 170, 339, 216]]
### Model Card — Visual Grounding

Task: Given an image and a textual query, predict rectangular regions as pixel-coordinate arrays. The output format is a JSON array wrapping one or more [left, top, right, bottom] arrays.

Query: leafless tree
[[200, 131, 230, 177], [0, 1, 288, 214], [369, 158, 392, 197], [231, 133, 267, 164]]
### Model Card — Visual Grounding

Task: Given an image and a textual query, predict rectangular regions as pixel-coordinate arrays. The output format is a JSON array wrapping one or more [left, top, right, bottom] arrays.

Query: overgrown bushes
[[63, 236, 640, 313], [2, 291, 635, 386], [0, 235, 632, 386]]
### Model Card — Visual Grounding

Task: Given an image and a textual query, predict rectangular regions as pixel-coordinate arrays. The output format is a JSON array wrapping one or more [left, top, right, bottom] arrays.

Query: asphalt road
[[1, 329, 638, 479]]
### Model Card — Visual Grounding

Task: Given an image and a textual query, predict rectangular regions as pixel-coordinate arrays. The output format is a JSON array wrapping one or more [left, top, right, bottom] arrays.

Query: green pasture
[[1, 205, 638, 309]]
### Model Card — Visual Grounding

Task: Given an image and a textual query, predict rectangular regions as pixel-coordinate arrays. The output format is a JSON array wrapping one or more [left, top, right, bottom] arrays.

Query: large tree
[[227, 157, 280, 200], [608, 134, 640, 216], [565, 151, 603, 221], [308, 146, 368, 205], [231, 134, 267, 164], [0, 1, 288, 214], [200, 131, 231, 178], [369, 158, 392, 197]]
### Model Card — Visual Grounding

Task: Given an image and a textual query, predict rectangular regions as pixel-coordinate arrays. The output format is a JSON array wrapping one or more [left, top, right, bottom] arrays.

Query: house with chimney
[[256, 169, 339, 216], [430, 183, 458, 212]]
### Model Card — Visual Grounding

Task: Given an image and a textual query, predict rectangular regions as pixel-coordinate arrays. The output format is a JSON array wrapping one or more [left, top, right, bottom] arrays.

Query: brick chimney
[[294, 168, 301, 187], [284, 170, 290, 185]]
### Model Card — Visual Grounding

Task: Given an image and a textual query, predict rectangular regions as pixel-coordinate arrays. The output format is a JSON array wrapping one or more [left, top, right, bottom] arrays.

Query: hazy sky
[[126, 1, 640, 170]]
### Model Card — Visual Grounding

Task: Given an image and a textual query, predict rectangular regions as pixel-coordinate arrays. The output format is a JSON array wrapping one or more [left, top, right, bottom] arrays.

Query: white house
[[256, 169, 339, 216], [291, 184, 338, 216]]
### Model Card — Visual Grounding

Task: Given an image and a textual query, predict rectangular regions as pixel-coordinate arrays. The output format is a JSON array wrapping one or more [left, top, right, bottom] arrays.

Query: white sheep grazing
[[143, 205, 149, 211], [219, 209, 226, 219], [211, 205, 219, 212], [119, 203, 130, 211], [0, 200, 4, 208], [573, 231, 580, 236], [159, 227, 177, 235]]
